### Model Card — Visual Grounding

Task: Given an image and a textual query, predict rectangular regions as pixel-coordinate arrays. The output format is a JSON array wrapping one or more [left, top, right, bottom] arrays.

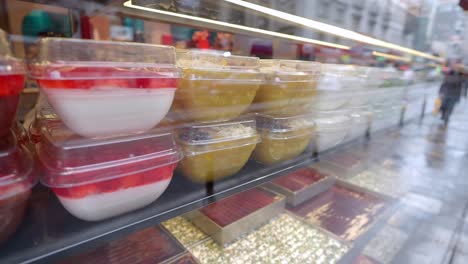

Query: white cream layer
[[44, 87, 176, 137], [58, 179, 171, 221]]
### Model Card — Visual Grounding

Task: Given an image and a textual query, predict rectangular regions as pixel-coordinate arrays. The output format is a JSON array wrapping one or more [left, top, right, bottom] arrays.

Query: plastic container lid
[[354, 66, 385, 88], [176, 50, 262, 81], [36, 121, 183, 188], [256, 113, 315, 139], [372, 104, 404, 118], [312, 110, 352, 131], [0, 131, 36, 200], [321, 64, 364, 77], [29, 38, 180, 80], [350, 110, 373, 125], [259, 59, 321, 82], [0, 29, 25, 75], [319, 64, 366, 91], [35, 103, 58, 122], [176, 118, 260, 156], [379, 69, 405, 87]]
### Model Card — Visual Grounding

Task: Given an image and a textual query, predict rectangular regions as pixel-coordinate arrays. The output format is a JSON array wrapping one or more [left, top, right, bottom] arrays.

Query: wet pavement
[[352, 101, 468, 264]]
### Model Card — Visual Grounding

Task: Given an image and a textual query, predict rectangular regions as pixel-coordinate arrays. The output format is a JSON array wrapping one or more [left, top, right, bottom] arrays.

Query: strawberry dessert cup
[[0, 130, 36, 244], [0, 29, 25, 139], [30, 38, 180, 138], [36, 121, 182, 221]]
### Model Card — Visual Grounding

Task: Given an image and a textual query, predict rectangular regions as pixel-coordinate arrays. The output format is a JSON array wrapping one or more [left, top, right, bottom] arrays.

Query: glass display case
[[0, 0, 465, 264]]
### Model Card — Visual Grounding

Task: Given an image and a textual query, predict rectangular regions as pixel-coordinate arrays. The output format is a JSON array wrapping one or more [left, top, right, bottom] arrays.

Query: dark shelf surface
[[0, 125, 440, 264], [0, 152, 316, 264]]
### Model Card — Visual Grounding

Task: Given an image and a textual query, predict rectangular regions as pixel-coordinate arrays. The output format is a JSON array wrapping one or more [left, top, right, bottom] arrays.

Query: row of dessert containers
[[30, 105, 360, 222], [28, 107, 406, 224], [30, 105, 405, 223], [22, 35, 355, 221], [1, 35, 407, 141], [1, 35, 406, 225]]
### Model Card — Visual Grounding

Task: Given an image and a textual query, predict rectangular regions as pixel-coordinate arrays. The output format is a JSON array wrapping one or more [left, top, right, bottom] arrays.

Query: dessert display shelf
[[0, 150, 314, 264], [0, 1, 442, 262]]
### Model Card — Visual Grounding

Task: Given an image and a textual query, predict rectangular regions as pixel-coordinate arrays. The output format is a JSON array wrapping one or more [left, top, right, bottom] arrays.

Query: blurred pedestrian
[[439, 70, 463, 126]]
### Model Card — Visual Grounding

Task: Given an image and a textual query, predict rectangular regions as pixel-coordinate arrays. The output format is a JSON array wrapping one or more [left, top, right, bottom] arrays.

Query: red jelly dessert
[[59, 227, 184, 264], [35, 65, 178, 90], [200, 188, 277, 227], [0, 131, 36, 244], [36, 121, 182, 221], [0, 29, 25, 139], [272, 168, 325, 192], [289, 185, 387, 241], [0, 76, 24, 138]]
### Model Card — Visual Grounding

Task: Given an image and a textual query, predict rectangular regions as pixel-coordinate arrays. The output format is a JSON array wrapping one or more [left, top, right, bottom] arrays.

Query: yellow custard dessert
[[253, 60, 321, 116], [177, 119, 259, 183], [253, 114, 315, 165], [174, 51, 262, 122]]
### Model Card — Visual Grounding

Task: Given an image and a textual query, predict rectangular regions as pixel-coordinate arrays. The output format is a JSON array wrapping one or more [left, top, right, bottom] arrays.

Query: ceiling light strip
[[123, 1, 350, 50], [224, 0, 444, 62]]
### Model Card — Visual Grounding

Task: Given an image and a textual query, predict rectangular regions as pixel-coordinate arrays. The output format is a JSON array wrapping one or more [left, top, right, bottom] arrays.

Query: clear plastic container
[[370, 104, 403, 133], [12, 121, 30, 147], [358, 67, 405, 106], [0, 30, 25, 139], [174, 51, 262, 122], [345, 108, 372, 142], [29, 101, 58, 144], [379, 69, 405, 88], [30, 38, 180, 138], [358, 66, 385, 89], [313, 111, 352, 152], [370, 85, 406, 107], [313, 64, 367, 111], [253, 59, 321, 116], [253, 114, 315, 165], [176, 118, 259, 183], [0, 131, 36, 243], [36, 121, 182, 221]]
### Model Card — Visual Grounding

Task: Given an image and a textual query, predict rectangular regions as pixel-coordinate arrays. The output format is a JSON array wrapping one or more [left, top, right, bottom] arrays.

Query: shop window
[[352, 14, 361, 29], [318, 1, 330, 18]]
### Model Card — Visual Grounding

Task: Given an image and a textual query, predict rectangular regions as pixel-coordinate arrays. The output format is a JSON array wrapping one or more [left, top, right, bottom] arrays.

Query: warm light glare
[[372, 51, 412, 63], [224, 0, 444, 62], [123, 1, 350, 50]]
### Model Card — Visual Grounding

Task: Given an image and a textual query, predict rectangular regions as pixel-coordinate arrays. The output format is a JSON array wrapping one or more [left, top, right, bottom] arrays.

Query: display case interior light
[[372, 51, 412, 63], [122, 1, 350, 50], [224, 0, 444, 63]]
